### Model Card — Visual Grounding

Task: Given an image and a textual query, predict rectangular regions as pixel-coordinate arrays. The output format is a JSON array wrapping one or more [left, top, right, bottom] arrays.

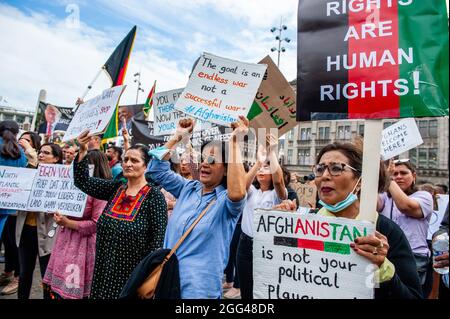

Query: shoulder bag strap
[[165, 198, 217, 261]]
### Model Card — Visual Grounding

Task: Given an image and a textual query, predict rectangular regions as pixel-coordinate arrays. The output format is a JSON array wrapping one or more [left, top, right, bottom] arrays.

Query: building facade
[[282, 117, 449, 185], [0, 105, 34, 131]]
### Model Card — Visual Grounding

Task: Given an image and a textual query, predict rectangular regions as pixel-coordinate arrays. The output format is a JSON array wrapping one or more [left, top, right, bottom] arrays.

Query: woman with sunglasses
[[377, 159, 434, 297], [15, 143, 63, 299], [146, 117, 248, 299], [236, 133, 287, 299], [0, 121, 27, 296], [42, 150, 110, 299], [73, 131, 167, 299], [278, 140, 422, 298]]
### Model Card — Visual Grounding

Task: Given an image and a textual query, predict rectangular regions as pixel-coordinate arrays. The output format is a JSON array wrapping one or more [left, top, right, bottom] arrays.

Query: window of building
[[3, 114, 14, 120], [288, 129, 294, 140], [418, 148, 428, 168], [287, 149, 293, 165], [300, 128, 311, 140], [409, 149, 418, 167], [16, 115, 25, 123], [298, 149, 310, 165], [358, 124, 364, 137], [383, 121, 393, 129], [318, 127, 330, 140], [428, 148, 438, 168], [429, 120, 438, 138], [418, 120, 428, 138], [288, 140, 293, 147], [337, 125, 351, 140]]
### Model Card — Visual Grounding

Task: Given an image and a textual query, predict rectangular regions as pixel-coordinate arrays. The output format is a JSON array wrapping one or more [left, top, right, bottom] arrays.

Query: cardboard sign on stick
[[253, 209, 375, 299], [248, 56, 297, 136], [63, 85, 126, 141], [0, 166, 36, 210], [175, 53, 267, 127], [380, 118, 423, 160], [27, 164, 88, 217]]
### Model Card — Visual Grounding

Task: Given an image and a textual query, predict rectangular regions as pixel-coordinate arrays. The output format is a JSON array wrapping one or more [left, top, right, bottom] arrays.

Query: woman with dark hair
[[15, 142, 62, 299], [0, 121, 27, 295], [377, 159, 434, 296], [236, 133, 286, 299], [279, 140, 422, 298], [73, 131, 167, 299], [18, 131, 41, 168], [146, 117, 248, 299], [42, 150, 111, 299]]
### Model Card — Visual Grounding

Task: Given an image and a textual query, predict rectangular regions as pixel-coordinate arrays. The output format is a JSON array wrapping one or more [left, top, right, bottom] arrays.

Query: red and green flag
[[102, 26, 137, 143], [297, 1, 449, 121], [143, 80, 156, 119]]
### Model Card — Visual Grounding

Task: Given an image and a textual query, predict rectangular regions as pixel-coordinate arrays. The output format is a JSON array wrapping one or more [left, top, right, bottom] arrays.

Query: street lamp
[[270, 17, 291, 68], [133, 72, 144, 105]]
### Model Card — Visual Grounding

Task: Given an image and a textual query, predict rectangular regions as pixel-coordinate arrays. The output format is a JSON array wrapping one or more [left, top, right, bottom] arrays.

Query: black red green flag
[[296, 1, 449, 121], [143, 80, 156, 119], [103, 26, 137, 142]]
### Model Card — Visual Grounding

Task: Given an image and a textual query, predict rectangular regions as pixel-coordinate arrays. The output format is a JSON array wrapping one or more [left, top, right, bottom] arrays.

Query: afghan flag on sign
[[102, 26, 137, 142], [296, 1, 449, 121], [143, 80, 156, 120]]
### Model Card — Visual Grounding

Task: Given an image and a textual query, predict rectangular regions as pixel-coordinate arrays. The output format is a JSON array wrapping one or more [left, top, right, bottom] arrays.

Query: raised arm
[[266, 134, 286, 200], [227, 116, 248, 202], [74, 130, 120, 201]]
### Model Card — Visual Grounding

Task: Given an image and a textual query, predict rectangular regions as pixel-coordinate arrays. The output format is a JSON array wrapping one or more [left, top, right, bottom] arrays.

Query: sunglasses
[[200, 154, 217, 165], [393, 159, 410, 164], [313, 162, 360, 177]]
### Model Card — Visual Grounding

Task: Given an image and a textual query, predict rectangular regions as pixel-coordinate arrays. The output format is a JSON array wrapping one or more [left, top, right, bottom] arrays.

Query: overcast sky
[[0, 0, 298, 112]]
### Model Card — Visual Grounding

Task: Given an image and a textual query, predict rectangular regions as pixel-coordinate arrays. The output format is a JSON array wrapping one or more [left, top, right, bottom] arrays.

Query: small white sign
[[174, 53, 267, 127], [0, 166, 36, 210], [380, 118, 423, 160], [63, 85, 126, 141], [253, 209, 375, 299], [153, 88, 212, 136], [27, 164, 88, 217]]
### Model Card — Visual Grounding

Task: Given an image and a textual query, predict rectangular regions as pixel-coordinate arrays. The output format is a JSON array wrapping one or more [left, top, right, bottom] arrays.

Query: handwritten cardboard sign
[[380, 118, 423, 160], [63, 85, 126, 141], [27, 164, 88, 217], [253, 209, 375, 299], [290, 182, 317, 209], [248, 56, 297, 136], [174, 53, 267, 127], [153, 88, 212, 136], [0, 166, 36, 210]]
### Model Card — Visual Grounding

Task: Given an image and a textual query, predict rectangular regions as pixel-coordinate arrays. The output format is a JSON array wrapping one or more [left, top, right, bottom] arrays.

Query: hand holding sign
[[350, 231, 389, 268], [53, 211, 70, 227], [273, 199, 297, 212], [230, 115, 249, 141], [77, 130, 91, 161]]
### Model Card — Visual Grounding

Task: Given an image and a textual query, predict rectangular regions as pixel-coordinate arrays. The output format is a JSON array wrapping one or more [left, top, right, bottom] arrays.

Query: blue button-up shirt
[[147, 159, 246, 298]]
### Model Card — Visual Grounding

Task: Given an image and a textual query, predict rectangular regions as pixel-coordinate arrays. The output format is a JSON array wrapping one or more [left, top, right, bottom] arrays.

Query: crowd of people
[[0, 117, 448, 300]]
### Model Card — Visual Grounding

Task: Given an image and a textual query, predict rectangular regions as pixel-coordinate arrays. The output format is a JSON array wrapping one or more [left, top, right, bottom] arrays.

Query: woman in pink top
[[43, 150, 111, 299]]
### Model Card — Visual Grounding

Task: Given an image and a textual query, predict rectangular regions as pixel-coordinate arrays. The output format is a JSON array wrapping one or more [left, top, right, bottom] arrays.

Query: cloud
[[0, 1, 298, 113], [0, 3, 189, 111]]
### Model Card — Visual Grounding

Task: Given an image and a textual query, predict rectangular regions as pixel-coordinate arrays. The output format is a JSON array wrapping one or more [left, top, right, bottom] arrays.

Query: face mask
[[319, 177, 361, 213]]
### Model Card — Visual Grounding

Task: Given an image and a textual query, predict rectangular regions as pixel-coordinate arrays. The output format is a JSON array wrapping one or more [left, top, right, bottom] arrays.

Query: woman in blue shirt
[[147, 117, 248, 299]]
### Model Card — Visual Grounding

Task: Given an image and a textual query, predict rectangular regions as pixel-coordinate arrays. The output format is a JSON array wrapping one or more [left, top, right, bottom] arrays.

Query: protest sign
[[381, 118, 423, 160], [175, 53, 267, 127], [153, 88, 212, 136], [0, 166, 36, 210], [290, 182, 317, 209], [35, 101, 74, 135], [253, 209, 375, 299], [63, 85, 126, 142], [428, 194, 449, 240], [27, 164, 88, 217], [297, 1, 449, 121], [247, 56, 297, 136]]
